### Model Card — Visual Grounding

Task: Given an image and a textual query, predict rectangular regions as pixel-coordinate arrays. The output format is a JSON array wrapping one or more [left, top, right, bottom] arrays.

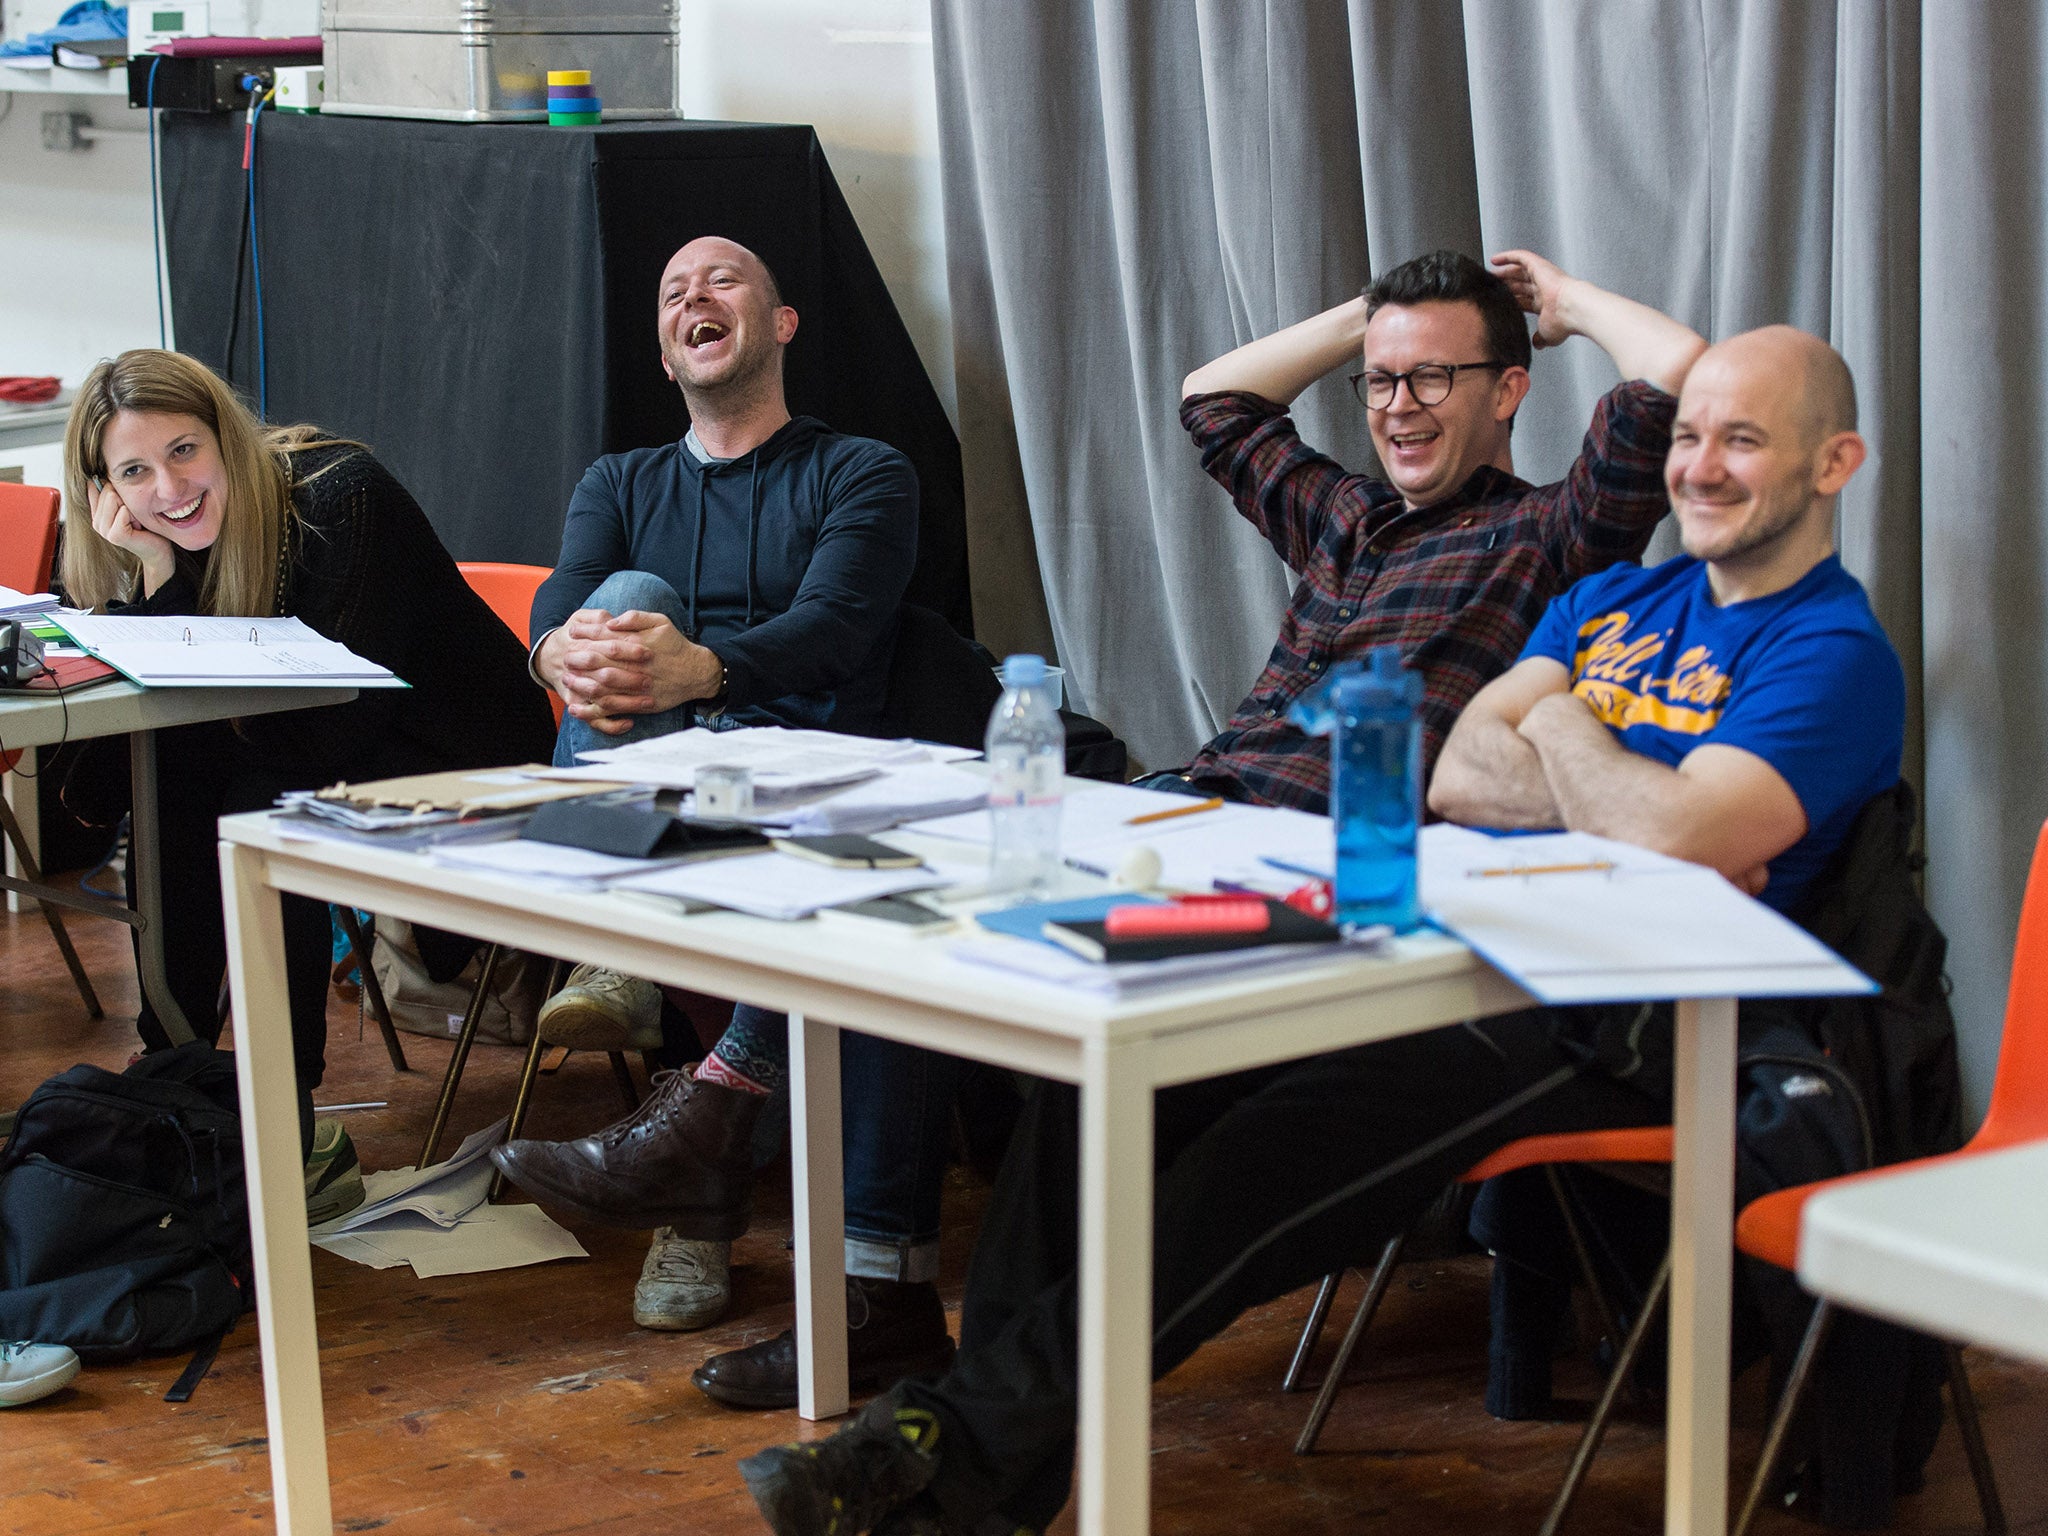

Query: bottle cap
[[1001, 653, 1047, 687]]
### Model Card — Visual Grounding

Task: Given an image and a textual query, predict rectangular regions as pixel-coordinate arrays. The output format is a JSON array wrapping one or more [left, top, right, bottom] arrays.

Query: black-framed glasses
[[1349, 361, 1508, 410]]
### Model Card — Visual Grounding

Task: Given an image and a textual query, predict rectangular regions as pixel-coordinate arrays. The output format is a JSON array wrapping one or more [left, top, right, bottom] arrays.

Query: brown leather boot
[[487, 1069, 762, 1236]]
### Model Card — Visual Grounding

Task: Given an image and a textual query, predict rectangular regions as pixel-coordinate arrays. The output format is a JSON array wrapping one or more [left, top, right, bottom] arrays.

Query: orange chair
[[404, 561, 647, 1174], [456, 561, 563, 725], [1288, 1125, 1674, 1481], [1723, 823, 2048, 1536], [0, 482, 101, 1018]]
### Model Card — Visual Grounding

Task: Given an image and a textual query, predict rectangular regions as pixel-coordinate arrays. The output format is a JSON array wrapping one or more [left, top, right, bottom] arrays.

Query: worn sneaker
[[0, 1342, 80, 1406], [634, 1228, 732, 1330], [739, 1387, 941, 1536], [536, 964, 664, 1052], [305, 1118, 366, 1225]]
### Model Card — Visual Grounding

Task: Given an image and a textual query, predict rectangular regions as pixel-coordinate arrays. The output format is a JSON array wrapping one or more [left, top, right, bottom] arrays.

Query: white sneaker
[[537, 965, 665, 1052], [633, 1228, 732, 1330], [0, 1342, 80, 1407]]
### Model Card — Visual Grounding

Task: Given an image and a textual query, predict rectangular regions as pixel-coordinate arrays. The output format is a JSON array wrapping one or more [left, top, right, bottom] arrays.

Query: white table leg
[[1076, 1041, 1154, 1536], [1666, 995, 1738, 1536], [790, 1010, 849, 1420], [3, 761, 37, 914], [219, 840, 333, 1536]]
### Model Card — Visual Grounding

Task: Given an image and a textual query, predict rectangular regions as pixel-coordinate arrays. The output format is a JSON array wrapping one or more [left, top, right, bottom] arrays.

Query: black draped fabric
[[159, 114, 970, 631]]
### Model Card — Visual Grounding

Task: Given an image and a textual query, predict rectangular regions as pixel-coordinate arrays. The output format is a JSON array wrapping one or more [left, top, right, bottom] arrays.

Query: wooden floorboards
[[3, 891, 2045, 1535]]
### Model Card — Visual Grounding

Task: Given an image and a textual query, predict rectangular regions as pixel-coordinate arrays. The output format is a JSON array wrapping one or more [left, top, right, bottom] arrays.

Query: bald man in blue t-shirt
[[733, 324, 1906, 1536]]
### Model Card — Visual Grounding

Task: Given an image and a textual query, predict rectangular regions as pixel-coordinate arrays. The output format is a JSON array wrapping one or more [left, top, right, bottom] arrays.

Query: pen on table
[[1258, 856, 1333, 881], [1470, 860, 1617, 878], [1125, 796, 1224, 826], [313, 1101, 388, 1112]]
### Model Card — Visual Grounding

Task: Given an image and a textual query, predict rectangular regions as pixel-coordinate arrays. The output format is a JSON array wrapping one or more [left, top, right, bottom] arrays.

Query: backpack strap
[[164, 1327, 226, 1404]]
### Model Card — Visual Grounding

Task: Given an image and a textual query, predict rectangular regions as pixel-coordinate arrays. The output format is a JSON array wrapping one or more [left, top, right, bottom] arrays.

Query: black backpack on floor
[[0, 1042, 252, 1396]]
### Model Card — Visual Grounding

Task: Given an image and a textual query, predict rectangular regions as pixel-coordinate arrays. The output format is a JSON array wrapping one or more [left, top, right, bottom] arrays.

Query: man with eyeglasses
[[1151, 247, 1706, 811]]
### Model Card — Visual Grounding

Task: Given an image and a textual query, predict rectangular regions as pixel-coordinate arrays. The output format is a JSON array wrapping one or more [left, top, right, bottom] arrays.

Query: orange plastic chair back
[[0, 483, 60, 596], [456, 561, 563, 726], [1460, 1126, 1674, 1185], [0, 484, 60, 773], [1741, 815, 2048, 1270], [1977, 817, 2048, 1148]]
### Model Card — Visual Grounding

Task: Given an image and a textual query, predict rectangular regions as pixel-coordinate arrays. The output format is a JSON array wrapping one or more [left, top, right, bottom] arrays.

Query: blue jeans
[[551, 571, 960, 1281]]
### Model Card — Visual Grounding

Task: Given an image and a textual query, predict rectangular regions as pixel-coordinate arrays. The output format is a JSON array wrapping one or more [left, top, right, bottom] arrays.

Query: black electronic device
[[127, 52, 317, 112], [0, 620, 47, 687], [771, 834, 926, 871]]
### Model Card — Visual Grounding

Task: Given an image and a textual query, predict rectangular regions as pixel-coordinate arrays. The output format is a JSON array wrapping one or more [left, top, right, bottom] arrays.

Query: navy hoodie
[[533, 416, 919, 732]]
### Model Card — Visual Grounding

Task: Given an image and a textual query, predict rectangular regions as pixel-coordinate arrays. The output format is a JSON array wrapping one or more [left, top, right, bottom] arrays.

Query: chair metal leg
[[418, 942, 501, 1167], [488, 959, 565, 1204], [1944, 1343, 2007, 1536], [607, 1050, 641, 1111], [0, 794, 102, 1019], [1538, 1247, 1671, 1536], [1295, 1234, 1405, 1455], [334, 907, 407, 1073], [1546, 1164, 1628, 1363], [1735, 1299, 1835, 1536], [1284, 1272, 1344, 1393]]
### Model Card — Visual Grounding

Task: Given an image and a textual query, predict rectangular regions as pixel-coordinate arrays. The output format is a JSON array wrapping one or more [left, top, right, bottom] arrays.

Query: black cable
[[221, 172, 252, 386]]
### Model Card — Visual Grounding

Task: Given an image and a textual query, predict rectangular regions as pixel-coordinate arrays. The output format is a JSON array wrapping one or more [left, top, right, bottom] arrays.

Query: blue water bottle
[[1288, 647, 1423, 932]]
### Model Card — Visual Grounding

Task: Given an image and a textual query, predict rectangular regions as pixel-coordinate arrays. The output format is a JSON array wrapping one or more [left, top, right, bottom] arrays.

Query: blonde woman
[[63, 350, 556, 1106]]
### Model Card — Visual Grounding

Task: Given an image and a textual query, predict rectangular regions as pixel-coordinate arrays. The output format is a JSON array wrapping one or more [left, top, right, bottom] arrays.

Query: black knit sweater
[[129, 445, 558, 786]]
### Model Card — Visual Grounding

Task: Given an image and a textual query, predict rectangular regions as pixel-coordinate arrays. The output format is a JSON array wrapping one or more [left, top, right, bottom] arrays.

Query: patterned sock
[[694, 1051, 774, 1095], [692, 1009, 788, 1096]]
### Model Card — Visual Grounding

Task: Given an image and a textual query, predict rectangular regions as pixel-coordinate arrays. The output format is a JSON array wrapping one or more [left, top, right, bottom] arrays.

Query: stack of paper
[[0, 586, 60, 620], [906, 782, 1333, 896], [53, 614, 406, 688], [308, 1120, 587, 1277], [551, 725, 974, 796], [614, 847, 969, 920]]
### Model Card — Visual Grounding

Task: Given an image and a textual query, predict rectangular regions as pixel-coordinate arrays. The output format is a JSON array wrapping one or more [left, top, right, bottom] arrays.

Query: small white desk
[[0, 679, 355, 1039], [215, 811, 1755, 1536], [1798, 1138, 2048, 1366]]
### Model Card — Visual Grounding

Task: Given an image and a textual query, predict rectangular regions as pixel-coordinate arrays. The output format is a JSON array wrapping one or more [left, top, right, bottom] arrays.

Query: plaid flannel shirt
[[1178, 381, 1678, 813]]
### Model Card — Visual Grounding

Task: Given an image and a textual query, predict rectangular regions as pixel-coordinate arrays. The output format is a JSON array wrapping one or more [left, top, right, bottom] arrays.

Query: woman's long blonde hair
[[61, 350, 353, 615]]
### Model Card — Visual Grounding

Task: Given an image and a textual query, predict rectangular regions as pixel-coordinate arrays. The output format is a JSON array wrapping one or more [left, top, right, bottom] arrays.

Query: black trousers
[[134, 721, 333, 1095], [902, 1009, 1666, 1532]]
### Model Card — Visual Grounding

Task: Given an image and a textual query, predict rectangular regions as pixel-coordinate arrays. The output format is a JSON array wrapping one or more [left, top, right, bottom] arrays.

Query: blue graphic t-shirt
[[1519, 553, 1904, 913]]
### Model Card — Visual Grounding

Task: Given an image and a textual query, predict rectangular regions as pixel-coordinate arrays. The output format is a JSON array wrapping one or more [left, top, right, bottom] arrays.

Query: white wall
[[0, 0, 954, 494], [678, 0, 953, 422], [0, 85, 162, 489]]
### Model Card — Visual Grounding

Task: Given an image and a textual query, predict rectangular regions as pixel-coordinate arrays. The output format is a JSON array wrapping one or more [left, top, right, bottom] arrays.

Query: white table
[[215, 809, 1756, 1536], [1798, 1138, 2048, 1367], [0, 679, 355, 1039]]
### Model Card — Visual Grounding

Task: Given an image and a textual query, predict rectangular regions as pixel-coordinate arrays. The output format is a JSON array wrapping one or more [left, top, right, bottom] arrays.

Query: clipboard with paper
[[1420, 824, 1874, 1004], [52, 614, 409, 688]]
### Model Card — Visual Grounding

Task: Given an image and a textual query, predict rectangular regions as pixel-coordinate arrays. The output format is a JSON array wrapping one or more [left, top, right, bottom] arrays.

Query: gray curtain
[[932, 0, 2043, 1117]]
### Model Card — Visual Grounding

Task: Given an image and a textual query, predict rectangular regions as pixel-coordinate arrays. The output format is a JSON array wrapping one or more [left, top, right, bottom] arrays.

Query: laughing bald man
[[502, 238, 953, 1382]]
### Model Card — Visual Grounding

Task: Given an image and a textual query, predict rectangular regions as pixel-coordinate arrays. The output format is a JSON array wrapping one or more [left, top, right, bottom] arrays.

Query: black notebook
[[1041, 899, 1341, 964]]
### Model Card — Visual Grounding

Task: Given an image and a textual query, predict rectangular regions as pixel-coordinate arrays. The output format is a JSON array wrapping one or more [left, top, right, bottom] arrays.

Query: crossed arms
[[1427, 657, 1807, 896]]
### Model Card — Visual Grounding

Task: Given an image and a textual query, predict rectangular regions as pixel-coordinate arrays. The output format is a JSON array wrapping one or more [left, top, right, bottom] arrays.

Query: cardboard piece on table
[[315, 765, 633, 816]]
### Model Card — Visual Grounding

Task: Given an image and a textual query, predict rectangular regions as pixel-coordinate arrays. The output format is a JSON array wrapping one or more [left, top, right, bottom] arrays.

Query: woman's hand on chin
[[90, 479, 177, 597]]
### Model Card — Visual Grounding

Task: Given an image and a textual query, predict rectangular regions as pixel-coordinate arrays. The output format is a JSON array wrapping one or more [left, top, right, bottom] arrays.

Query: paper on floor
[[308, 1119, 589, 1277]]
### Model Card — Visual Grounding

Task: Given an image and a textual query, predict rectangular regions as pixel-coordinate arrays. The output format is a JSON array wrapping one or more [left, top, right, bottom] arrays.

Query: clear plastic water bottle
[[986, 653, 1067, 896], [1288, 646, 1423, 932]]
